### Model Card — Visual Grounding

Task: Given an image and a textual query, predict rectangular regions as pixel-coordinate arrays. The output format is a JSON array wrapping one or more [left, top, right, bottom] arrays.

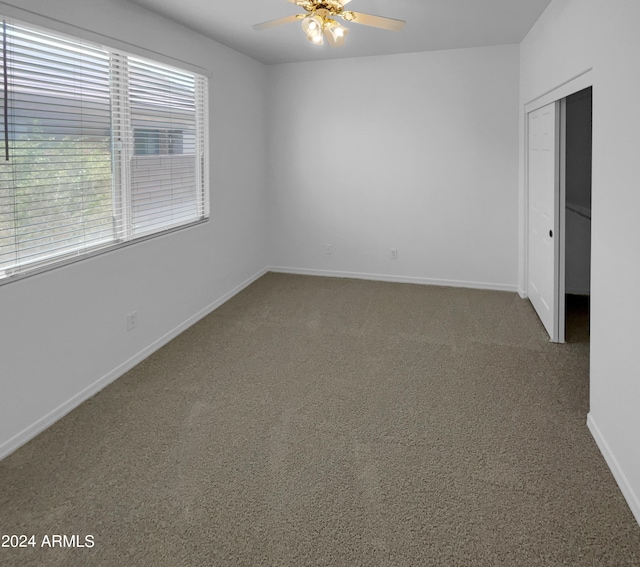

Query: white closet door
[[528, 102, 560, 341]]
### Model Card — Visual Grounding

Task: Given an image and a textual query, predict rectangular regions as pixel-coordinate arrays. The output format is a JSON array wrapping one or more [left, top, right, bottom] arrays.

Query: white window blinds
[[128, 57, 206, 236], [0, 18, 209, 281]]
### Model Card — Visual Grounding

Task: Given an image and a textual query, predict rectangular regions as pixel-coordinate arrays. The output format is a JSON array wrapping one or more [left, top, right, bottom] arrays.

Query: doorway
[[525, 79, 593, 344], [563, 87, 592, 342]]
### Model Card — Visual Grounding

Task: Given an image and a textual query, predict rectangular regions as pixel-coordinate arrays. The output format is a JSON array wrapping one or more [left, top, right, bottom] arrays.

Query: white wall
[[267, 46, 520, 290], [520, 0, 640, 525], [0, 0, 269, 457]]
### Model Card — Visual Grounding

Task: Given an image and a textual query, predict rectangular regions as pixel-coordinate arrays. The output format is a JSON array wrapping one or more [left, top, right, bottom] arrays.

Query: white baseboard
[[0, 267, 268, 461], [268, 266, 518, 293], [587, 413, 640, 527]]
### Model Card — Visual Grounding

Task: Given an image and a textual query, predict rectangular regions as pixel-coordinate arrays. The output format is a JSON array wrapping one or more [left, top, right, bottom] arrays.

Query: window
[[0, 18, 209, 281]]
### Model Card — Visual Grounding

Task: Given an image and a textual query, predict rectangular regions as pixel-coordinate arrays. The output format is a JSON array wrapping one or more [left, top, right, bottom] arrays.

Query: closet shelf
[[567, 202, 591, 220]]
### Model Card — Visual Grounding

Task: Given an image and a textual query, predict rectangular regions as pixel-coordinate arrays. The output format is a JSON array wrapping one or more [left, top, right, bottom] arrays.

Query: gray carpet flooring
[[1, 272, 639, 566]]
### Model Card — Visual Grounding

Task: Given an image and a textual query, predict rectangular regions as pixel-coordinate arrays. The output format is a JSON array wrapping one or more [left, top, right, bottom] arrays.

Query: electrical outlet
[[126, 311, 137, 331], [391, 248, 398, 260], [325, 244, 332, 255]]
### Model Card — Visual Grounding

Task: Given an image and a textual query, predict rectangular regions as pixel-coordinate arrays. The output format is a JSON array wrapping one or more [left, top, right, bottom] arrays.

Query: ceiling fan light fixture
[[302, 14, 324, 40], [306, 32, 324, 45], [324, 20, 348, 47]]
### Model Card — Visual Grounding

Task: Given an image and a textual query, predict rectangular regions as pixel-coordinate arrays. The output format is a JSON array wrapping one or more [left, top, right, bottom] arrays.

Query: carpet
[[1, 272, 638, 566]]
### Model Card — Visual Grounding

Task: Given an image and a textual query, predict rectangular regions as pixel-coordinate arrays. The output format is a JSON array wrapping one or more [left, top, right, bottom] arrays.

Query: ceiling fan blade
[[253, 14, 301, 31], [342, 11, 406, 32]]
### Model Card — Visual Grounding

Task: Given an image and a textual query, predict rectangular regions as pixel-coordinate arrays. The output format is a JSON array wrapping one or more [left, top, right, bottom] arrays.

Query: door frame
[[522, 69, 593, 343]]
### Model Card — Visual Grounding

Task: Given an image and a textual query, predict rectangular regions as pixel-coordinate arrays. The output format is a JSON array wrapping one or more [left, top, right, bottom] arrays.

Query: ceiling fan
[[253, 0, 406, 48]]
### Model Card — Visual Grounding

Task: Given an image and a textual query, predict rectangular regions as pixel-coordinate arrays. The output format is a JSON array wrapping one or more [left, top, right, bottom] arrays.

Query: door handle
[[549, 230, 553, 238]]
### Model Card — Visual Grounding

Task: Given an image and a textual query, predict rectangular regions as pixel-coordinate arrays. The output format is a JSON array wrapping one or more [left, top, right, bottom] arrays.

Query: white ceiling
[[126, 0, 552, 65]]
